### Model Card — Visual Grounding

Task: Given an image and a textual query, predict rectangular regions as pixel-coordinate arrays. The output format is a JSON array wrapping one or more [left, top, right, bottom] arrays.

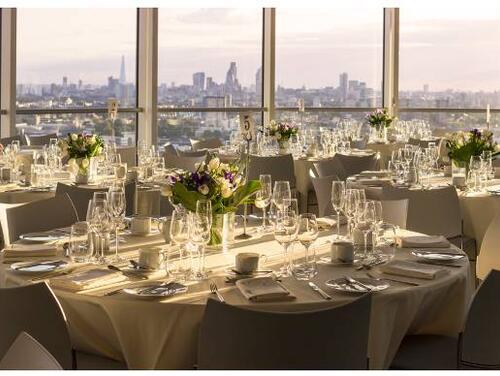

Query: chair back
[[25, 133, 58, 146], [0, 283, 72, 369], [190, 138, 223, 151], [177, 149, 207, 157], [0, 134, 27, 146], [5, 194, 77, 244], [55, 181, 136, 221], [313, 158, 345, 179], [335, 153, 378, 179], [0, 332, 62, 370], [164, 143, 178, 157], [164, 154, 206, 172], [116, 146, 136, 167], [310, 173, 340, 217], [380, 185, 461, 238], [350, 138, 367, 150], [380, 199, 409, 228], [248, 154, 296, 188], [198, 295, 371, 370], [476, 213, 500, 280], [461, 270, 500, 369]]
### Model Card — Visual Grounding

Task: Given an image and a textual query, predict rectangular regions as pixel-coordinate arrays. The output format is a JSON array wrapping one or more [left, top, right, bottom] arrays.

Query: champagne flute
[[108, 190, 126, 262], [190, 199, 212, 280], [360, 201, 376, 258], [255, 174, 272, 232], [293, 213, 319, 280], [88, 199, 111, 264], [344, 189, 359, 239], [273, 198, 299, 277], [331, 180, 345, 237], [272, 181, 291, 211], [168, 208, 190, 280]]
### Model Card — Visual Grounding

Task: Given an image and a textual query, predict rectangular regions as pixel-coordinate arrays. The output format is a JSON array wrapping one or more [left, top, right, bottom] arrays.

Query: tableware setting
[[19, 231, 66, 243], [122, 281, 188, 299], [325, 276, 390, 294], [10, 259, 69, 274]]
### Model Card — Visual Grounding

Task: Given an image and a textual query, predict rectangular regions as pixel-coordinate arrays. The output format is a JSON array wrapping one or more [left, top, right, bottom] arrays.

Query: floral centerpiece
[[446, 129, 498, 169], [267, 120, 299, 153], [162, 154, 261, 249], [59, 133, 104, 184], [366, 108, 394, 142]]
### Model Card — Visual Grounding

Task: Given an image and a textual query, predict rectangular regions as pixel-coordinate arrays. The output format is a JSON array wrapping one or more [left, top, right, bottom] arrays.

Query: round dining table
[[0, 224, 472, 370]]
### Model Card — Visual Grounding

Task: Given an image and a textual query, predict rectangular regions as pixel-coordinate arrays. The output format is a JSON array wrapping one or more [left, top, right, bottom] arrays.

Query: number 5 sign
[[239, 112, 255, 142]]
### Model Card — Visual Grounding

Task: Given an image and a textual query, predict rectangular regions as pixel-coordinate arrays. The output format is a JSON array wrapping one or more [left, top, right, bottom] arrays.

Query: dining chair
[[310, 172, 341, 217], [197, 294, 372, 369], [116, 146, 137, 167], [476, 213, 500, 280], [55, 181, 136, 220], [163, 142, 178, 157], [391, 269, 500, 370], [0, 332, 62, 370], [25, 133, 58, 146], [4, 194, 78, 244], [177, 149, 207, 157], [247, 154, 296, 188], [0, 134, 27, 146], [313, 158, 345, 179], [334, 153, 378, 179], [380, 185, 476, 259], [164, 153, 206, 172], [350, 138, 368, 150], [190, 137, 223, 151], [380, 199, 409, 229]]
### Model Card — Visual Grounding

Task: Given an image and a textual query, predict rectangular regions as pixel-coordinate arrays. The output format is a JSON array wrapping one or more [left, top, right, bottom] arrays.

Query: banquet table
[[0, 225, 471, 370]]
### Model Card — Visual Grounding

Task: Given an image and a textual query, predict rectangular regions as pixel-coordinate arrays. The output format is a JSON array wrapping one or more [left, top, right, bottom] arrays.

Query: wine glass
[[292, 213, 319, 280], [190, 200, 212, 280], [272, 181, 291, 211], [255, 174, 272, 232], [88, 199, 111, 264], [108, 190, 126, 262], [343, 189, 359, 239], [330, 181, 345, 238], [360, 201, 376, 258], [168, 208, 190, 281], [273, 198, 299, 277]]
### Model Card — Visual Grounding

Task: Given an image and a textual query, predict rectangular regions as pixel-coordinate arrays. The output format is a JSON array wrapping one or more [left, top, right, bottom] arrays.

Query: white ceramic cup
[[138, 248, 165, 270], [331, 241, 354, 263], [235, 252, 261, 274], [131, 216, 152, 236]]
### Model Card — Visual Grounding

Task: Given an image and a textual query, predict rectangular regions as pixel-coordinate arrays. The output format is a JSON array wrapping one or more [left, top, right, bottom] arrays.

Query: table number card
[[107, 98, 119, 121], [239, 112, 255, 142]]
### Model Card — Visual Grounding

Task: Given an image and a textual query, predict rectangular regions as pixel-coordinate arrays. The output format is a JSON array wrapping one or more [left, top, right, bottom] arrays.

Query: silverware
[[344, 276, 372, 292], [108, 264, 148, 280], [137, 282, 169, 295], [308, 282, 332, 300], [209, 280, 225, 303], [418, 260, 463, 268], [366, 271, 421, 286]]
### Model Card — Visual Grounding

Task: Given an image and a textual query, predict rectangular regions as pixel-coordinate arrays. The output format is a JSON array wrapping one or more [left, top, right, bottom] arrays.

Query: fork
[[209, 280, 225, 303]]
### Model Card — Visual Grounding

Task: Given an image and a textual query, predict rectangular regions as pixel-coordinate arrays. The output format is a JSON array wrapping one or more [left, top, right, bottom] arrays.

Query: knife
[[344, 276, 373, 292], [367, 271, 421, 286], [308, 282, 332, 300]]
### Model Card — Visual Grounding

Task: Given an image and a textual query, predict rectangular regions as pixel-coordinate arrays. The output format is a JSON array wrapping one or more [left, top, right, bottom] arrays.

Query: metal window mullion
[[383, 8, 399, 117], [262, 8, 275, 126], [1, 9, 16, 137], [137, 8, 158, 147]]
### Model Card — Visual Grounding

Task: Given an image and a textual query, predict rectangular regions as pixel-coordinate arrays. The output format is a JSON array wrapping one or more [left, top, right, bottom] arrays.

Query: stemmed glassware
[[292, 213, 319, 280], [255, 174, 272, 233], [273, 198, 299, 277], [168, 208, 190, 281], [343, 189, 358, 239], [331, 181, 345, 238], [108, 188, 126, 262], [190, 199, 212, 280], [272, 181, 291, 211], [88, 196, 111, 264], [359, 201, 376, 258]]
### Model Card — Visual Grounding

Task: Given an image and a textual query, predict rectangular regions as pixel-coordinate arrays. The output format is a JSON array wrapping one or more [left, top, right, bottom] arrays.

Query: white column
[[1, 9, 17, 137], [383, 8, 399, 117], [137, 8, 158, 147], [262, 8, 275, 126]]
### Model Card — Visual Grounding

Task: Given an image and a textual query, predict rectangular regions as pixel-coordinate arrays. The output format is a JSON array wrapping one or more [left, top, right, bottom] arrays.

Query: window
[[157, 9, 263, 147], [275, 8, 383, 111], [16, 9, 137, 146]]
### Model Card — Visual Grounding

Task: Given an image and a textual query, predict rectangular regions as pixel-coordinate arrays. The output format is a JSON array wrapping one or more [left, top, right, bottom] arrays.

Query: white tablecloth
[[0, 227, 471, 370]]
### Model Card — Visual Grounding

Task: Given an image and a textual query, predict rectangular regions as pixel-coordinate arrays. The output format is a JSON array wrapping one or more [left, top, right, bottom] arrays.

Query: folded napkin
[[379, 260, 448, 280], [317, 216, 347, 230], [3, 244, 59, 263], [359, 170, 390, 178], [356, 178, 392, 187], [49, 268, 127, 292], [395, 235, 450, 248], [236, 277, 295, 302]]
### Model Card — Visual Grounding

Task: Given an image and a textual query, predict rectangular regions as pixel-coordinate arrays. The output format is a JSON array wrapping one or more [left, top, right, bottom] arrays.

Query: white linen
[[236, 277, 295, 302], [379, 260, 449, 280], [396, 235, 450, 248], [49, 269, 127, 292]]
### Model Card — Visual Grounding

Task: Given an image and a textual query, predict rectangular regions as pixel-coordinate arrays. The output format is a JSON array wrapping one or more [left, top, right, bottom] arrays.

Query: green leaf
[[171, 182, 205, 212], [231, 180, 262, 208]]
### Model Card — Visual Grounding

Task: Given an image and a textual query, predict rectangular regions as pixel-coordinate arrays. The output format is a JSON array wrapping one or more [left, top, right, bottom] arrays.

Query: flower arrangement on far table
[[267, 120, 299, 152], [366, 108, 394, 142], [162, 154, 261, 247], [59, 133, 104, 183], [446, 128, 498, 166]]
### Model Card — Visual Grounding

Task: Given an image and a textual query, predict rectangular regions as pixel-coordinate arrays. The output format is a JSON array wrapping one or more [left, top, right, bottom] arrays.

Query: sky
[[15, 6, 500, 92]]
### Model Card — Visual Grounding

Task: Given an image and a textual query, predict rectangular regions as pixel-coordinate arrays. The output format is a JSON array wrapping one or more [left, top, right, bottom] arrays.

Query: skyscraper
[[62, 76, 68, 88], [119, 55, 126, 84], [225, 62, 240, 92], [193, 72, 205, 91], [339, 72, 348, 101], [255, 67, 262, 96]]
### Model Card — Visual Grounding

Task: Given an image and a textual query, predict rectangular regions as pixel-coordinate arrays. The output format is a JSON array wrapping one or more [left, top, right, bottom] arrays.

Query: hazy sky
[[16, 6, 500, 91]]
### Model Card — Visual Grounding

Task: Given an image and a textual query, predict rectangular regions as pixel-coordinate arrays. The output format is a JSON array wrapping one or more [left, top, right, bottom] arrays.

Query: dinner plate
[[325, 277, 389, 293], [122, 282, 188, 298], [10, 260, 68, 274], [411, 250, 465, 261], [19, 232, 66, 242]]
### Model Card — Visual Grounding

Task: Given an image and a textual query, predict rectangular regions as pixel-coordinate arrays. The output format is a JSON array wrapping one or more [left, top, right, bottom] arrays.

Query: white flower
[[219, 163, 230, 172], [194, 162, 201, 169], [276, 133, 282, 140], [70, 133, 78, 141], [96, 146, 103, 155], [207, 158, 220, 172], [161, 185, 172, 197], [233, 175, 242, 185], [80, 158, 90, 168], [67, 159, 78, 175], [198, 184, 209, 195], [221, 187, 232, 198], [90, 135, 97, 145]]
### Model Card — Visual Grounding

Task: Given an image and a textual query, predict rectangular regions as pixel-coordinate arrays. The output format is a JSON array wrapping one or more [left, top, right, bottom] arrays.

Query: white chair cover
[[116, 146, 136, 167], [310, 173, 340, 217], [177, 149, 207, 157], [164, 154, 206, 172], [190, 138, 223, 151], [313, 159, 344, 179], [198, 295, 371, 369], [248, 154, 296, 188], [0, 332, 62, 370], [163, 143, 178, 157], [381, 199, 409, 229], [335, 153, 378, 179], [25, 133, 58, 146], [476, 213, 500, 280]]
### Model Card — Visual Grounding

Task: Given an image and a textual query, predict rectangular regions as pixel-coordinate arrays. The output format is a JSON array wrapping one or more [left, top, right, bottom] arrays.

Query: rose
[[221, 187, 232, 198], [207, 157, 220, 172], [198, 184, 209, 195], [70, 133, 78, 142]]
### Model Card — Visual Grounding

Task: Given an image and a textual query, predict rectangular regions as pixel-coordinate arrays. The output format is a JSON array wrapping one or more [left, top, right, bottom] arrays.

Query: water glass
[[255, 174, 272, 232], [292, 213, 319, 280], [69, 222, 91, 263], [273, 198, 299, 277]]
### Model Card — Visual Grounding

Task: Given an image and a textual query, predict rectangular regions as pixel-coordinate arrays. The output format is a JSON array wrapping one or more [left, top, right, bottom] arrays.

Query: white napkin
[[3, 244, 59, 263], [49, 269, 127, 292], [379, 260, 448, 280], [359, 170, 390, 178], [317, 216, 347, 230], [395, 235, 450, 248], [236, 277, 295, 302], [356, 178, 392, 186]]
